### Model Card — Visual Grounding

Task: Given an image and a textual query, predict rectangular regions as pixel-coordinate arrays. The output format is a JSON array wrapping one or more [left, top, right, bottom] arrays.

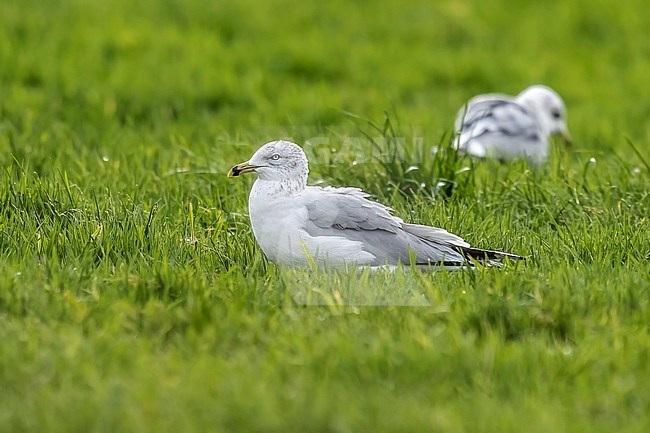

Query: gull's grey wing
[[305, 187, 402, 233], [454, 93, 513, 131], [455, 99, 544, 161], [302, 187, 516, 266], [461, 100, 539, 139]]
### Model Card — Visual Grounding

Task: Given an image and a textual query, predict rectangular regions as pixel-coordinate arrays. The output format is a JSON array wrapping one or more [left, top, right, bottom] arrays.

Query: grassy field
[[1, 0, 649, 431]]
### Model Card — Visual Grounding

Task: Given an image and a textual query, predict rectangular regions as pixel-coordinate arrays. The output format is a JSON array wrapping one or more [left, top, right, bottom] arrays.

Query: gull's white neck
[[250, 177, 306, 202]]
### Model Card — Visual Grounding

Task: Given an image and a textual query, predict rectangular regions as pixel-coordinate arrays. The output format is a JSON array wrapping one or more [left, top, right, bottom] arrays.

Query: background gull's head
[[517, 85, 572, 145]]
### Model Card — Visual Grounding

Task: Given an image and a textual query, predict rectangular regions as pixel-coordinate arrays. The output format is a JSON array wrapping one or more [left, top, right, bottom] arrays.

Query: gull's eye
[[551, 109, 562, 119], [269, 153, 281, 161]]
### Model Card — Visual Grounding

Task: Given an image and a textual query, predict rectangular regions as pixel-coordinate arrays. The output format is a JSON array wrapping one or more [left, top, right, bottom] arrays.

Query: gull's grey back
[[303, 187, 466, 265]]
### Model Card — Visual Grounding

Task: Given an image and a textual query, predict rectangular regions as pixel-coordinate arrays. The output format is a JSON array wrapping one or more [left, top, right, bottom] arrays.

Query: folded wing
[[302, 187, 519, 266], [455, 99, 543, 159]]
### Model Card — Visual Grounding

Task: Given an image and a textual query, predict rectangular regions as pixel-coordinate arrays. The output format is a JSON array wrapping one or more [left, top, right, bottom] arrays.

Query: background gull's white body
[[454, 85, 571, 164]]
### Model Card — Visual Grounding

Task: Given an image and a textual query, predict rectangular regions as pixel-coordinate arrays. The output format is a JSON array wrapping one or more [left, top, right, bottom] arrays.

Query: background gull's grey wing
[[454, 93, 513, 132], [456, 99, 543, 159], [302, 187, 518, 266]]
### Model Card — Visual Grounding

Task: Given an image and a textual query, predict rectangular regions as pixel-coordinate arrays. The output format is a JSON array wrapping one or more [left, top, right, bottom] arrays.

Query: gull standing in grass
[[454, 85, 572, 165], [228, 140, 521, 269]]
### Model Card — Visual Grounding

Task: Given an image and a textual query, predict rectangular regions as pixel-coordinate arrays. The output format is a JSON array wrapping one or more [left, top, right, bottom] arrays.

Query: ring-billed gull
[[454, 85, 572, 164], [228, 140, 521, 269]]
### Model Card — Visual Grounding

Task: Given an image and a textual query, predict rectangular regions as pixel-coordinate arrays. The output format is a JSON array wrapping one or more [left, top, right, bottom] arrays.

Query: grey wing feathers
[[302, 187, 510, 266], [302, 186, 522, 266], [461, 99, 538, 138], [455, 95, 513, 131], [402, 223, 470, 248], [305, 187, 402, 233]]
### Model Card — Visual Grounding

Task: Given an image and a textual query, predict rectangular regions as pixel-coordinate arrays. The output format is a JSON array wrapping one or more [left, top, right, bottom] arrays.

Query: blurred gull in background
[[454, 85, 572, 165]]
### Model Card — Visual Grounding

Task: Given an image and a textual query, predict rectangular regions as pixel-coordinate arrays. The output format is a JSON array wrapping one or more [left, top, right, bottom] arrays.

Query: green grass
[[1, 0, 649, 431]]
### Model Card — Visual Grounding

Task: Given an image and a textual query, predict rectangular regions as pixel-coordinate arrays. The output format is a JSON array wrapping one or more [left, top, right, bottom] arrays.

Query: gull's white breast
[[248, 181, 375, 267]]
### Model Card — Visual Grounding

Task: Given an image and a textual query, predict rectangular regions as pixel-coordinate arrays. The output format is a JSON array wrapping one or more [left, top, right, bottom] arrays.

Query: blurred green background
[[2, 0, 649, 155]]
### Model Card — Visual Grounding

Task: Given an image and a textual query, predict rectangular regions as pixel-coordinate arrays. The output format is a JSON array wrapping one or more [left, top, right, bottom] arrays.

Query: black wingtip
[[458, 246, 524, 262], [414, 260, 474, 267]]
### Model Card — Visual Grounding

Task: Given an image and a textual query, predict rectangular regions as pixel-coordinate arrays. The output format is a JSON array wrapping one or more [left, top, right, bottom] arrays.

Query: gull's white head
[[227, 140, 309, 186], [517, 85, 572, 145]]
